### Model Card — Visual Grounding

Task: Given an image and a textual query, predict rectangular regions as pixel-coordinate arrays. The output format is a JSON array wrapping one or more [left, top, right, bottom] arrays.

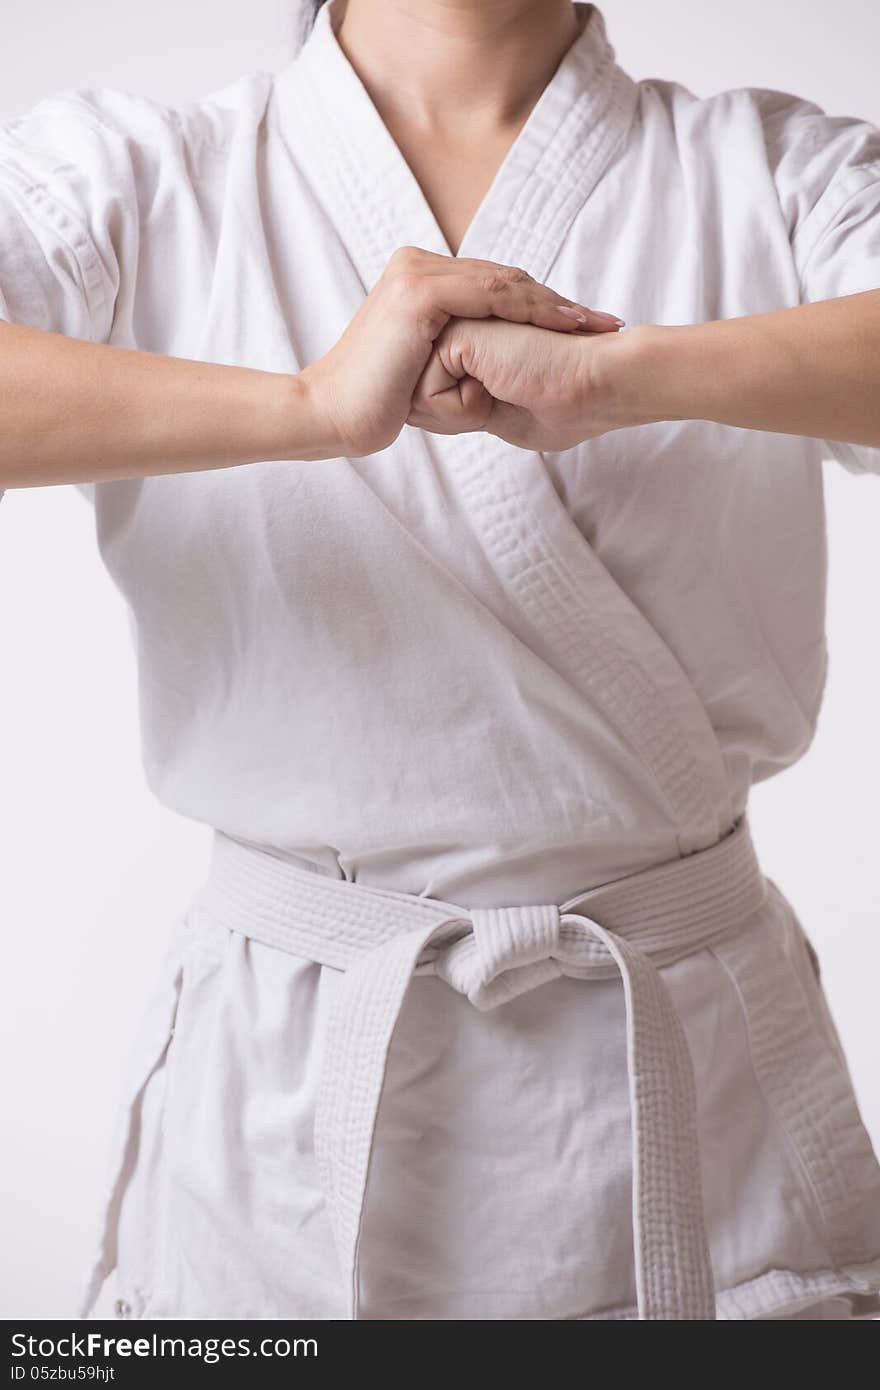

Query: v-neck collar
[[273, 1, 638, 289]]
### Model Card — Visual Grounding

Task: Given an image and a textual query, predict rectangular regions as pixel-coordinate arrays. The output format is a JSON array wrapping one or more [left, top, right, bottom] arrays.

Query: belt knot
[[472, 902, 562, 982], [430, 902, 579, 1010]]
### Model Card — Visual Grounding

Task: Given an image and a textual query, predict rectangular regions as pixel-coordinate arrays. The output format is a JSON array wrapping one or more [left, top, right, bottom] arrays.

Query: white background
[[1, 0, 879, 1318]]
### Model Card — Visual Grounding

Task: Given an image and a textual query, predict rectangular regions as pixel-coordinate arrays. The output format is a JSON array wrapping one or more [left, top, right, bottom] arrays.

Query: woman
[[2, 0, 880, 1321]]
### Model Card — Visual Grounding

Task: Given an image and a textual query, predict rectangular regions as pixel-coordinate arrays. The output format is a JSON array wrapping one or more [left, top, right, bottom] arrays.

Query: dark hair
[[296, 0, 329, 48]]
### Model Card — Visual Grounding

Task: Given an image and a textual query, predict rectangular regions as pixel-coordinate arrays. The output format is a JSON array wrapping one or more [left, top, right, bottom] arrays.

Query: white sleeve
[[754, 89, 880, 476], [0, 89, 155, 502], [0, 90, 140, 338]]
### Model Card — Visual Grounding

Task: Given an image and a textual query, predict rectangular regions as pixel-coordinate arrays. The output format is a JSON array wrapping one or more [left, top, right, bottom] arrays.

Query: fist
[[407, 316, 635, 451]]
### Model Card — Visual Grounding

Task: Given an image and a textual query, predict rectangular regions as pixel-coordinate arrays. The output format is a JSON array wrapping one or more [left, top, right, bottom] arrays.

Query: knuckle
[[480, 271, 511, 296], [388, 270, 422, 304], [387, 245, 422, 274], [413, 308, 441, 338], [481, 264, 532, 295]]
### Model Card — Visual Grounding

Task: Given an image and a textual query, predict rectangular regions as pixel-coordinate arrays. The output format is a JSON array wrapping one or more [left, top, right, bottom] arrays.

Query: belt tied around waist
[[195, 814, 767, 1321]]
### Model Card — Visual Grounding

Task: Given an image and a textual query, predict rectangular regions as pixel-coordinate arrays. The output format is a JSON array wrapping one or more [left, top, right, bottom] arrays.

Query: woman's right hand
[[299, 245, 624, 458]]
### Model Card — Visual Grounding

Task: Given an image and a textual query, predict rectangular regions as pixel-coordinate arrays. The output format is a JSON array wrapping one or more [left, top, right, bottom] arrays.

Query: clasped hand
[[302, 246, 643, 457]]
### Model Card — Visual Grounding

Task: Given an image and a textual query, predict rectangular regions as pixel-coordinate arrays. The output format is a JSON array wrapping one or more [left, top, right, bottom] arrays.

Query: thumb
[[409, 325, 494, 432]]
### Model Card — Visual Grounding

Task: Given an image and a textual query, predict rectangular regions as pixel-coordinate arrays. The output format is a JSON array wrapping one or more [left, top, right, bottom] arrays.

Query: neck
[[333, 0, 584, 132]]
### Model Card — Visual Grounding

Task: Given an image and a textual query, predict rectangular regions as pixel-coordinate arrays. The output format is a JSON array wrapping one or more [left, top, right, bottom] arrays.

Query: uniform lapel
[[272, 1, 734, 853], [273, 0, 449, 292], [422, 426, 735, 855], [453, 5, 639, 283], [273, 2, 638, 289]]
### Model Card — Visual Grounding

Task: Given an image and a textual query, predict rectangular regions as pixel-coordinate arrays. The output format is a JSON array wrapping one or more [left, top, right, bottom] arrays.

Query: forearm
[[0, 321, 336, 488], [615, 290, 880, 447]]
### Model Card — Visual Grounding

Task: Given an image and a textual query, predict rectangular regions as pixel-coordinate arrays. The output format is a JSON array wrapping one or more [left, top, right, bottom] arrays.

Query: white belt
[[194, 814, 767, 1320]]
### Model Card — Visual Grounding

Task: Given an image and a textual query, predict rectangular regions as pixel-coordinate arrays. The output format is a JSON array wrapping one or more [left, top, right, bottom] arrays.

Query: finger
[[427, 255, 625, 333], [411, 349, 460, 413], [459, 374, 493, 417], [483, 397, 534, 448], [406, 413, 459, 435], [409, 362, 493, 433], [407, 377, 493, 435], [388, 247, 624, 337], [553, 305, 625, 332]]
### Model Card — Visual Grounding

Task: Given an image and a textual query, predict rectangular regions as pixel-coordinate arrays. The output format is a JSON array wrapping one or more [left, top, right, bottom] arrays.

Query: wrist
[[588, 322, 708, 431], [296, 362, 349, 458], [259, 365, 345, 462]]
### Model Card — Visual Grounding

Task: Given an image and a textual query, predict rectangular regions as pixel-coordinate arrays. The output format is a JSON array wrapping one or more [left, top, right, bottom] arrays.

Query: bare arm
[[407, 290, 880, 455], [612, 290, 880, 448], [0, 320, 332, 487], [0, 248, 619, 489]]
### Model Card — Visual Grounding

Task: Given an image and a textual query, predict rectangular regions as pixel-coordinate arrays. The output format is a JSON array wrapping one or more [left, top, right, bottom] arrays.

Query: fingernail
[[556, 305, 590, 324], [591, 310, 626, 326]]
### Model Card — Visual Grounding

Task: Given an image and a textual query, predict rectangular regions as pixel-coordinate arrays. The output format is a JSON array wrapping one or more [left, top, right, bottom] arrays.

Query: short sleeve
[[754, 89, 880, 475], [0, 91, 138, 343], [0, 89, 163, 502]]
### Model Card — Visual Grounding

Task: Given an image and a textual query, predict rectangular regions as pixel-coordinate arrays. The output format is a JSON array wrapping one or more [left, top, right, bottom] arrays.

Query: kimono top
[[2, 0, 880, 1321]]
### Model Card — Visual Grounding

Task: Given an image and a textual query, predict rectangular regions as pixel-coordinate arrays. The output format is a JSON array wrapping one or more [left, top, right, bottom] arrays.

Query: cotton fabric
[[2, 0, 880, 1320]]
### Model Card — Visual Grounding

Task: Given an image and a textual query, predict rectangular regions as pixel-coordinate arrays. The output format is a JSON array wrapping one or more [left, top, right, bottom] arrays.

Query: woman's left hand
[[407, 316, 652, 450]]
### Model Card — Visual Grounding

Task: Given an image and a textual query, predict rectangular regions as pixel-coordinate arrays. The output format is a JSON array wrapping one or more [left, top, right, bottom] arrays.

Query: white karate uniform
[[2, 0, 880, 1320]]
